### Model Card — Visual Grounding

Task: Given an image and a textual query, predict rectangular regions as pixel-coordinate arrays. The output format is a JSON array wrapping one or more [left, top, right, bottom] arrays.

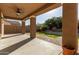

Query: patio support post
[[0, 12, 4, 38], [62, 3, 78, 55], [30, 16, 36, 38], [22, 20, 26, 34], [0, 11, 1, 38]]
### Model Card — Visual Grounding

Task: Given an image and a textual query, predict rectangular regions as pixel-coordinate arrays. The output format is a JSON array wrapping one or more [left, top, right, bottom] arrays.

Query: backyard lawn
[[36, 32, 62, 46], [37, 32, 61, 39], [37, 32, 79, 46]]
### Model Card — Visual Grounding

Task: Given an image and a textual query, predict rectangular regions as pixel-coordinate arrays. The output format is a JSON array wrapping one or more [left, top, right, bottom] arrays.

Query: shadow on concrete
[[0, 37, 33, 55], [2, 33, 23, 39]]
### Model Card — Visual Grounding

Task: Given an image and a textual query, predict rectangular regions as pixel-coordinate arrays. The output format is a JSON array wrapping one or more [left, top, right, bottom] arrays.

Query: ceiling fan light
[[16, 12, 21, 16]]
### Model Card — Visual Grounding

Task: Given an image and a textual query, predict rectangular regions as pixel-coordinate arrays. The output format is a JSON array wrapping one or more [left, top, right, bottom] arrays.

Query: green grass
[[37, 32, 61, 39], [47, 35, 60, 38]]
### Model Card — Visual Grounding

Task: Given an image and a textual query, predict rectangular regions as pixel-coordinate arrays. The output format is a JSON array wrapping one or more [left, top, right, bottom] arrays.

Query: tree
[[36, 17, 62, 32], [44, 17, 62, 30]]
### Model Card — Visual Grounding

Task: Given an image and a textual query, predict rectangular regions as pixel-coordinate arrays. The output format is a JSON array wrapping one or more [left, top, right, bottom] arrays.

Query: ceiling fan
[[16, 8, 23, 16]]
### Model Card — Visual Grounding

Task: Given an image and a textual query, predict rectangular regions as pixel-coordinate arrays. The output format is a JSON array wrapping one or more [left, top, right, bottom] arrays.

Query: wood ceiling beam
[[22, 3, 61, 20], [22, 3, 55, 20], [34, 3, 61, 16]]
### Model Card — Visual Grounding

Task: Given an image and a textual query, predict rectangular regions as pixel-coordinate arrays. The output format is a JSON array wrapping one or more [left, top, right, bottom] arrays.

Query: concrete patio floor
[[0, 33, 62, 55]]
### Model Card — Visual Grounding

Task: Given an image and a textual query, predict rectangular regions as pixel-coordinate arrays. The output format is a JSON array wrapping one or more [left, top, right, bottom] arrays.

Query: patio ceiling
[[0, 3, 61, 20]]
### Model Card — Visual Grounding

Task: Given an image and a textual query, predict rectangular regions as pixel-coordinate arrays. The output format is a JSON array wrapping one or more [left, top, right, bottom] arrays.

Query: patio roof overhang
[[0, 3, 61, 20]]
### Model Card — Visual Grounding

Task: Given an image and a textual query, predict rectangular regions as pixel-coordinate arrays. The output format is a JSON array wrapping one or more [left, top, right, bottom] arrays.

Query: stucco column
[[62, 3, 78, 55], [22, 20, 26, 34], [0, 12, 4, 38], [30, 16, 36, 38], [0, 13, 1, 38]]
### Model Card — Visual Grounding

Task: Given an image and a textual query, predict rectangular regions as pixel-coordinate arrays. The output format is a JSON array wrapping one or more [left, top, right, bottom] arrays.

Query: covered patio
[[0, 3, 78, 55], [0, 33, 62, 55]]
